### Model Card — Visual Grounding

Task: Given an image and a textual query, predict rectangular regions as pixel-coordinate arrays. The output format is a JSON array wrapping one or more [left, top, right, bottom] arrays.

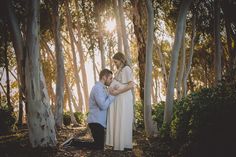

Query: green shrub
[[170, 82, 236, 156], [152, 101, 165, 131], [0, 106, 16, 134], [74, 112, 84, 125], [134, 101, 144, 128], [63, 112, 71, 126]]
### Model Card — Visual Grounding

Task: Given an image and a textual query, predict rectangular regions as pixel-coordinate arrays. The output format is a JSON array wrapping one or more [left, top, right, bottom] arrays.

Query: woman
[[106, 52, 134, 151]]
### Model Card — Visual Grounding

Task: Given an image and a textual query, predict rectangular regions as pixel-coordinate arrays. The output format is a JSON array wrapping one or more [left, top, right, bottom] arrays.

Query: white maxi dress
[[106, 66, 134, 150]]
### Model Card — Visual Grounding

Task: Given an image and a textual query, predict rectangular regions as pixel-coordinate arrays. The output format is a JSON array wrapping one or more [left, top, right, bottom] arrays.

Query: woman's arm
[[109, 81, 134, 96]]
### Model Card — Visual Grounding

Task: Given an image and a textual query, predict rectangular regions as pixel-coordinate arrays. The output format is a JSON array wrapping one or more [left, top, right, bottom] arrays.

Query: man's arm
[[93, 86, 115, 110]]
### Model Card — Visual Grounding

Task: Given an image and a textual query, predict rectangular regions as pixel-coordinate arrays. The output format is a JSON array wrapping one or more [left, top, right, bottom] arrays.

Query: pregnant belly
[[110, 79, 124, 88]]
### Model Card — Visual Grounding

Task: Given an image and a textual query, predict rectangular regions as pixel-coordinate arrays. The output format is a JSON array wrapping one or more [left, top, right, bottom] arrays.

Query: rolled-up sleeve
[[93, 86, 115, 110]]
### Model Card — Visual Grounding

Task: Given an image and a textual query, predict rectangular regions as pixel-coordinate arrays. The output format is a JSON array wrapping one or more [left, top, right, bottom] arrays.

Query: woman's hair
[[112, 52, 129, 67]]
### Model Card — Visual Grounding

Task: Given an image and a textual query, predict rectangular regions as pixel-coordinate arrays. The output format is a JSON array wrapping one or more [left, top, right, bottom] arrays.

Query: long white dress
[[106, 66, 134, 150]]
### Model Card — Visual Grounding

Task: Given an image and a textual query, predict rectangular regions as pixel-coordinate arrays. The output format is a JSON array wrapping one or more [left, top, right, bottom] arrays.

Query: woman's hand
[[109, 88, 120, 96]]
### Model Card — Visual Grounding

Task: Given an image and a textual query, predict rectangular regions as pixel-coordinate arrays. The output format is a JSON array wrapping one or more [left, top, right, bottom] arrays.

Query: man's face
[[104, 74, 113, 86]]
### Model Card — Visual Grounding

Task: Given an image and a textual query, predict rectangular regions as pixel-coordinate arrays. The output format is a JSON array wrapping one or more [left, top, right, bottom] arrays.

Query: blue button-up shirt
[[87, 81, 115, 127]]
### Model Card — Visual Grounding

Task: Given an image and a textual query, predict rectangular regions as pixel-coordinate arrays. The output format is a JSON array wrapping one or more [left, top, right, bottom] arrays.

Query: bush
[[170, 83, 236, 156], [63, 112, 71, 126], [74, 112, 84, 125], [0, 106, 16, 134], [152, 101, 165, 131], [134, 101, 144, 128]]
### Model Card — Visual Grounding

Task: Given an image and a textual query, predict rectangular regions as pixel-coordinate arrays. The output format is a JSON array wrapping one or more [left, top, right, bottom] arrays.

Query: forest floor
[[0, 125, 169, 157]]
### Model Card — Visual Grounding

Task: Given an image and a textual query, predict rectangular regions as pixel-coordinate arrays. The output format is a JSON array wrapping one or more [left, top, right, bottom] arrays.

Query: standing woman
[[106, 52, 134, 151]]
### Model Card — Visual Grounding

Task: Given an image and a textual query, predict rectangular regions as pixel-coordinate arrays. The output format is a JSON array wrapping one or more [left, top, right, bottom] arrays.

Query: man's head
[[99, 69, 113, 86]]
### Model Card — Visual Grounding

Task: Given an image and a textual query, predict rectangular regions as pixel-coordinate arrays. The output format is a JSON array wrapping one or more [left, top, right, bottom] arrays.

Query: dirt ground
[[0, 126, 163, 157]]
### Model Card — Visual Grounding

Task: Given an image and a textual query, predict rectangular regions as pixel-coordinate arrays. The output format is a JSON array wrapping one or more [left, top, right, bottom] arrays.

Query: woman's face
[[113, 59, 123, 69]]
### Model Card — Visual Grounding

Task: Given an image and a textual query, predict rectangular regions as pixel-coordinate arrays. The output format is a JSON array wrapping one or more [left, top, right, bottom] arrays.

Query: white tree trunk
[[183, 14, 196, 97], [25, 0, 56, 147], [52, 1, 65, 128], [214, 0, 222, 84], [144, 0, 157, 136], [94, 1, 106, 69], [65, 80, 78, 125], [118, 0, 131, 64], [65, 1, 84, 112], [113, 0, 123, 52], [164, 0, 192, 124]]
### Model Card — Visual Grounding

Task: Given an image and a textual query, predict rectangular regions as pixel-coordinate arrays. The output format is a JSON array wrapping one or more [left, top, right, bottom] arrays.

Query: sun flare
[[105, 19, 116, 32]]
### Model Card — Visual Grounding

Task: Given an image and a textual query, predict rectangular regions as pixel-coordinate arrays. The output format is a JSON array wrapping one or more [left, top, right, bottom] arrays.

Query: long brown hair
[[112, 52, 129, 67]]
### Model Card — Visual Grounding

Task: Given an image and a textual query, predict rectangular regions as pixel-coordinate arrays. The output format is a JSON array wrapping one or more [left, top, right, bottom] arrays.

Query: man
[[62, 69, 115, 150]]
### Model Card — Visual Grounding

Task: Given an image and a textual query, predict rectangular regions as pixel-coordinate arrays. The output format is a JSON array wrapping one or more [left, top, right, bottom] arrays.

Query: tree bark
[[112, 0, 123, 52], [24, 0, 56, 147], [214, 0, 222, 85], [164, 0, 192, 124], [131, 0, 146, 103], [65, 79, 78, 125], [3, 28, 12, 110], [73, 0, 89, 113], [156, 43, 167, 89], [183, 14, 196, 97], [6, 0, 26, 102], [144, 0, 157, 136], [51, 1, 65, 128], [118, 0, 131, 64], [65, 1, 84, 112], [94, 0, 106, 69], [177, 25, 186, 100]]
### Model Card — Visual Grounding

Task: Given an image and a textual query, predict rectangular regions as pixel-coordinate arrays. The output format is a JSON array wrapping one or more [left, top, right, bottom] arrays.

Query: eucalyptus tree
[[48, 0, 65, 128], [6, 0, 57, 147], [112, 0, 122, 52], [73, 0, 90, 113], [164, 0, 193, 124], [176, 23, 186, 100], [221, 0, 236, 81], [94, 0, 106, 69], [131, 0, 147, 103], [118, 0, 131, 63], [65, 0, 84, 112], [214, 0, 222, 85], [143, 0, 157, 136], [1, 24, 12, 111]]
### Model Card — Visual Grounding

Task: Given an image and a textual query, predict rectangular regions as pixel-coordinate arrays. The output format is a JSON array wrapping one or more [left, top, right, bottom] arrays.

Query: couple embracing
[[62, 52, 134, 151]]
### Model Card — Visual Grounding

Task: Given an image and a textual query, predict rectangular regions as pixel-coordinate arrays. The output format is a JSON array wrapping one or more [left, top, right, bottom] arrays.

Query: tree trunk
[[214, 0, 222, 85], [94, 0, 106, 69], [74, 0, 90, 112], [177, 25, 186, 100], [17, 86, 24, 126], [144, 0, 157, 136], [52, 1, 65, 128], [164, 0, 192, 124], [131, 0, 146, 103], [6, 0, 26, 102], [155, 44, 168, 89], [183, 14, 196, 97], [112, 0, 122, 52], [151, 79, 157, 104], [118, 0, 131, 63], [65, 1, 84, 112], [24, 0, 56, 147], [3, 29, 12, 110], [65, 80, 78, 125]]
